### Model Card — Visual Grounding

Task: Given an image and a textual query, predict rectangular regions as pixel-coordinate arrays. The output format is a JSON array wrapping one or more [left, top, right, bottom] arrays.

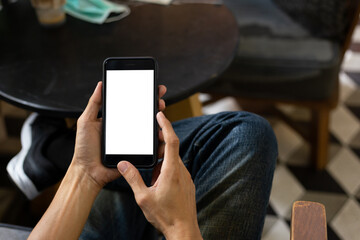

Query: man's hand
[[29, 82, 168, 240], [72, 81, 167, 189], [117, 112, 203, 240], [71, 82, 118, 189]]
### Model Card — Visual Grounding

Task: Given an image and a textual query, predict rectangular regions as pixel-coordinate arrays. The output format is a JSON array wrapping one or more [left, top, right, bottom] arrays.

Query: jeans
[[80, 111, 278, 240]]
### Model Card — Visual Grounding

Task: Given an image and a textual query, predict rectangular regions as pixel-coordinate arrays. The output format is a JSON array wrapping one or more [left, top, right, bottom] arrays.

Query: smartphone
[[102, 57, 158, 168]]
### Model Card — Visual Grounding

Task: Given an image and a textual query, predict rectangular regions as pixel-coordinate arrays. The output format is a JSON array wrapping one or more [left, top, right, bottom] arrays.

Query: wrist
[[163, 221, 202, 240], [65, 162, 103, 195]]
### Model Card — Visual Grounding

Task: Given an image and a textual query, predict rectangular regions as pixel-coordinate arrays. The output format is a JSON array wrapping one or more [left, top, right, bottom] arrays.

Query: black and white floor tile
[[202, 24, 360, 240]]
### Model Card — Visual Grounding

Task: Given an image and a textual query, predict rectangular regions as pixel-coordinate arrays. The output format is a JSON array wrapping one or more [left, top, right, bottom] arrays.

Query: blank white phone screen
[[106, 70, 154, 155]]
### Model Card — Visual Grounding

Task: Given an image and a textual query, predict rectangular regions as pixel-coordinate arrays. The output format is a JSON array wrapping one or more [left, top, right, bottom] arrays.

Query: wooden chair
[[291, 201, 327, 240], [204, 0, 360, 169]]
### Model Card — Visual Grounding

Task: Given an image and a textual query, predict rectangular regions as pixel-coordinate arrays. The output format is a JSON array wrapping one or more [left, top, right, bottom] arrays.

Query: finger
[[117, 161, 147, 195], [158, 85, 167, 112], [82, 82, 102, 120], [159, 99, 166, 111], [156, 112, 179, 163], [158, 85, 167, 99]]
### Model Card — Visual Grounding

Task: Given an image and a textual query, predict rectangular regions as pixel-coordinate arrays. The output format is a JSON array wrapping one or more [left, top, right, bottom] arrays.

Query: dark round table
[[0, 0, 238, 117]]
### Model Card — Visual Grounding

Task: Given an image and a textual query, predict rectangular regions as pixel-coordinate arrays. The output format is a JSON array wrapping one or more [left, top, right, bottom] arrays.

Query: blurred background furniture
[[291, 201, 327, 240], [0, 0, 238, 121], [204, 0, 360, 169]]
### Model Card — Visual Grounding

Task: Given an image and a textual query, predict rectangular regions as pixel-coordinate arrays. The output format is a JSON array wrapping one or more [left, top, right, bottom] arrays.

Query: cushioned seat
[[204, 0, 360, 169], [206, 0, 341, 101], [0, 223, 31, 240]]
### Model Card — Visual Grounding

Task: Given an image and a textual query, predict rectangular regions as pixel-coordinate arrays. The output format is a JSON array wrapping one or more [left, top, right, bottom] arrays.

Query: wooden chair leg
[[164, 94, 203, 122], [291, 201, 327, 240], [311, 108, 330, 170]]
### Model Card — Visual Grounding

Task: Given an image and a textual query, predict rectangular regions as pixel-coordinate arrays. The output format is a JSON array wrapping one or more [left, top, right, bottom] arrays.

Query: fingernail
[[118, 162, 128, 174], [93, 82, 100, 93]]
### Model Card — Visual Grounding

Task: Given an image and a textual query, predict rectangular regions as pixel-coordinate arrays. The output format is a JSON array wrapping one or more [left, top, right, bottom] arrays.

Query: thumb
[[117, 161, 147, 195]]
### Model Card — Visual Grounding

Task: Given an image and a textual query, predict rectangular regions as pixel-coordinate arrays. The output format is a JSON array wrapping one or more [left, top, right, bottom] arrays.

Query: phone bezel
[[102, 57, 158, 168]]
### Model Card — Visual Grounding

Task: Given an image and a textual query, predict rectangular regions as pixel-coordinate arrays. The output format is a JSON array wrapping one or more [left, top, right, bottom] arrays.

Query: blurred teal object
[[64, 0, 130, 24]]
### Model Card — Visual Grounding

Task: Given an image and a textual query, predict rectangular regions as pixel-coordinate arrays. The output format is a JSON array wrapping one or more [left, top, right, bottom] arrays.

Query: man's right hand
[[117, 112, 203, 240]]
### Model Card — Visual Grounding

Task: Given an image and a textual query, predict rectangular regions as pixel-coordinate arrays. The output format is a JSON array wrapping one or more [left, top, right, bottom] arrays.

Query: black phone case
[[101, 57, 158, 168]]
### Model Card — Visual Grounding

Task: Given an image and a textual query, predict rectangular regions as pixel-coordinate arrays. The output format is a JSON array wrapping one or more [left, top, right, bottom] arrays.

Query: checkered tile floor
[[202, 24, 360, 240]]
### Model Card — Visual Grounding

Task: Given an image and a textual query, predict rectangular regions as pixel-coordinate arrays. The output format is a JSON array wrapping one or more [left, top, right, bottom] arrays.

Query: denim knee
[[174, 111, 277, 180], [219, 111, 278, 172], [188, 112, 277, 240]]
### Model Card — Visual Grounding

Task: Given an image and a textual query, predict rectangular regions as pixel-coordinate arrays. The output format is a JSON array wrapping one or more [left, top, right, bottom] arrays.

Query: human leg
[[82, 111, 276, 240], [173, 111, 277, 240], [6, 113, 73, 200], [80, 189, 157, 240], [10, 111, 276, 239]]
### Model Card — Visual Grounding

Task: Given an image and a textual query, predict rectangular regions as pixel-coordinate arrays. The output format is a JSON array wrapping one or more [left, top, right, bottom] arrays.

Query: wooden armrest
[[291, 201, 327, 240]]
